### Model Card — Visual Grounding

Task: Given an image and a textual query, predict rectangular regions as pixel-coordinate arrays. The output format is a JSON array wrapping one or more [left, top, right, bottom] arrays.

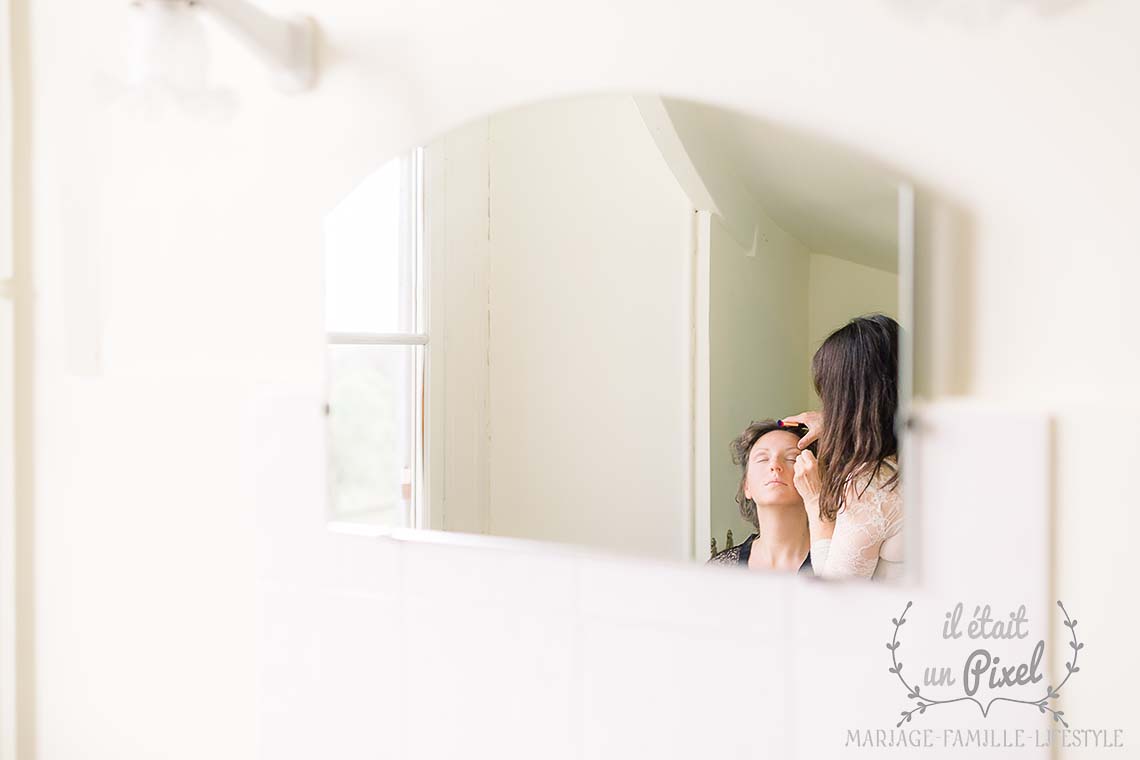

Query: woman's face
[[744, 430, 804, 507]]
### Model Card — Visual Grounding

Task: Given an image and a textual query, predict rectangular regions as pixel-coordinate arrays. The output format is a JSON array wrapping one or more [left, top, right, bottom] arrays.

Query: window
[[324, 148, 426, 529]]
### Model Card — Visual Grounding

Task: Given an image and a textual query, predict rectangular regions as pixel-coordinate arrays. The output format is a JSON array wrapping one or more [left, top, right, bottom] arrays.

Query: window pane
[[324, 154, 416, 334], [326, 344, 417, 526], [0, 301, 12, 566]]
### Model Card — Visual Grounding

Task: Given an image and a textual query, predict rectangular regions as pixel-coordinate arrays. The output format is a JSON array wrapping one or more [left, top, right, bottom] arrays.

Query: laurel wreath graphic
[[888, 600, 1082, 728]]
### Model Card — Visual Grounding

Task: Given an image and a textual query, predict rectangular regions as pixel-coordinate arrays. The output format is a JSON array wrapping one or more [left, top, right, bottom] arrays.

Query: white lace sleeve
[[810, 538, 831, 570], [814, 469, 903, 580]]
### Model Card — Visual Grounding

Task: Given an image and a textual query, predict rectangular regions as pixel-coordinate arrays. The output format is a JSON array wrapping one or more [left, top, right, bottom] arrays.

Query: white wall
[[11, 1, 1140, 759], [427, 95, 695, 560], [486, 96, 695, 559]]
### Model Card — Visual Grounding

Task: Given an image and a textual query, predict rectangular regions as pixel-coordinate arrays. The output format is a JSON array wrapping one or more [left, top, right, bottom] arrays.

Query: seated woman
[[707, 420, 814, 574], [785, 313, 903, 581]]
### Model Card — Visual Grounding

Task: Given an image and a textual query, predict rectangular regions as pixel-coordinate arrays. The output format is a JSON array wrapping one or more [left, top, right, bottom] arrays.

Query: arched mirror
[[322, 94, 914, 580]]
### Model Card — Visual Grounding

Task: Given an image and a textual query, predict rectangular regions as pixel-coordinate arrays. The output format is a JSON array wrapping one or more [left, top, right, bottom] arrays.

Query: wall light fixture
[[127, 0, 317, 94]]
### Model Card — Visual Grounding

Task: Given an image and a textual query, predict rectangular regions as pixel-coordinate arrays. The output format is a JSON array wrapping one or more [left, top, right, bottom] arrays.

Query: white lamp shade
[[125, 1, 212, 95]]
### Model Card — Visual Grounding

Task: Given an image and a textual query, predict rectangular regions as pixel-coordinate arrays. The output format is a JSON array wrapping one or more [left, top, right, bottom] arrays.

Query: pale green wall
[[707, 238, 898, 553], [708, 214, 811, 550], [806, 253, 898, 405]]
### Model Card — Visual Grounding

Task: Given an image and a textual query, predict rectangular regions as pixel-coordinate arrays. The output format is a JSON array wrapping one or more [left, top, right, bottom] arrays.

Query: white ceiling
[[661, 98, 900, 272]]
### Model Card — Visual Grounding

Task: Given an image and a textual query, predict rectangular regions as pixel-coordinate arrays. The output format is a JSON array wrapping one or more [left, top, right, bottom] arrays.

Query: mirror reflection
[[323, 94, 909, 580]]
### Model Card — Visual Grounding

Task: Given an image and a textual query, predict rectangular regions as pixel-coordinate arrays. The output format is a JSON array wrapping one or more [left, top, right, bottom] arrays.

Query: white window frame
[[0, 0, 20, 753], [326, 147, 430, 532]]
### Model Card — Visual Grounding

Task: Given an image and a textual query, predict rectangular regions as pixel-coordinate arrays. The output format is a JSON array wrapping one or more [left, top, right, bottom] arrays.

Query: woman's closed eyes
[[753, 453, 799, 464]]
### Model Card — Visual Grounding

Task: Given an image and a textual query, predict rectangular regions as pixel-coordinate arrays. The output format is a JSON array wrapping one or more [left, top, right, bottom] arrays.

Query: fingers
[[780, 411, 822, 449], [793, 451, 821, 505], [794, 452, 816, 477], [792, 450, 813, 480]]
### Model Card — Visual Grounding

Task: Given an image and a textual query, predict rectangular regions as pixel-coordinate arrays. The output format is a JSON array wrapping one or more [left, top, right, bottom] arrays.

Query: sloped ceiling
[[661, 97, 900, 272]]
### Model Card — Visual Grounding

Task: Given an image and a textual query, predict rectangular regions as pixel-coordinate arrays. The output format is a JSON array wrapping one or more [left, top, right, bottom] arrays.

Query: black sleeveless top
[[706, 533, 813, 574]]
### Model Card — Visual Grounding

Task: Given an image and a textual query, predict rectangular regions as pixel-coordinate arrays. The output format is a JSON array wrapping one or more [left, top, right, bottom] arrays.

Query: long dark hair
[[812, 314, 899, 521], [730, 419, 815, 531]]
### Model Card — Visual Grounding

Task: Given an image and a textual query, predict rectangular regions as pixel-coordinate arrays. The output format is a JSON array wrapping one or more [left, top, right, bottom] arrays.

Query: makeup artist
[[783, 314, 904, 581]]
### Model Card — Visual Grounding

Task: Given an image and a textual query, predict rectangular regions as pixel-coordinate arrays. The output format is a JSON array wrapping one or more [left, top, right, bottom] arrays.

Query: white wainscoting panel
[[254, 400, 1052, 759]]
